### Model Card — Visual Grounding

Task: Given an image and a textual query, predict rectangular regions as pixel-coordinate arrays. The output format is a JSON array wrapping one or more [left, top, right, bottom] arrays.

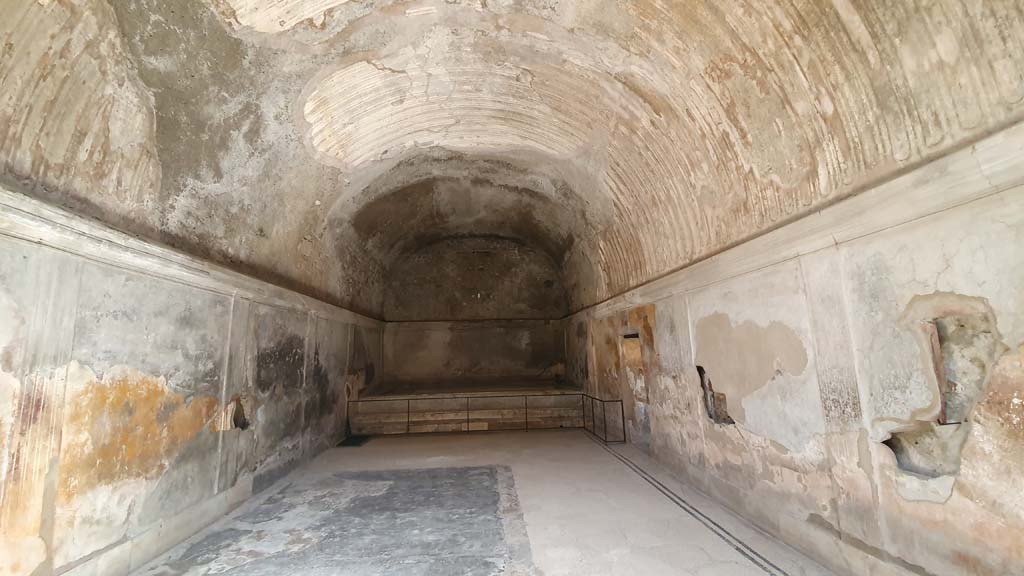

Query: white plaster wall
[[687, 261, 827, 454], [577, 123, 1024, 576], [842, 191, 1024, 439], [0, 187, 381, 576]]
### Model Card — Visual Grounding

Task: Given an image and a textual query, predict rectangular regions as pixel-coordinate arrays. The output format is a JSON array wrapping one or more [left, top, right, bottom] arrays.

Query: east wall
[[566, 125, 1024, 576], [0, 190, 382, 576]]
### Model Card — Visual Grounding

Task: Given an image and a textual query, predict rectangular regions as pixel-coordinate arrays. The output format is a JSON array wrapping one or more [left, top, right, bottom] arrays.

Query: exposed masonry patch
[[886, 294, 1008, 481], [697, 366, 734, 425], [932, 315, 1003, 425]]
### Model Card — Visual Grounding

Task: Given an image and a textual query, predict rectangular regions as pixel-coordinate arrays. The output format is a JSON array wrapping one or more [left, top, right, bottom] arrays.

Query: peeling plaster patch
[[58, 364, 219, 498], [688, 258, 828, 454], [55, 362, 220, 565], [694, 313, 808, 424], [900, 293, 1007, 423], [589, 305, 655, 447], [216, 0, 356, 34], [694, 313, 825, 451]]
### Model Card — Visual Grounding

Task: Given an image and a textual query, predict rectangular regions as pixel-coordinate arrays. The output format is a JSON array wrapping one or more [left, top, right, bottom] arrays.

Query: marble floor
[[137, 430, 833, 576]]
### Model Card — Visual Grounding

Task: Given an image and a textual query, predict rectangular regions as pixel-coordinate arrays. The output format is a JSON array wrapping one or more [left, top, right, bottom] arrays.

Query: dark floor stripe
[[587, 433, 791, 576]]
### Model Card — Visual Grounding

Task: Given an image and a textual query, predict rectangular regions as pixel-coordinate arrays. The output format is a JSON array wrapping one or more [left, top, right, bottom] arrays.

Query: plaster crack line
[[365, 60, 408, 76]]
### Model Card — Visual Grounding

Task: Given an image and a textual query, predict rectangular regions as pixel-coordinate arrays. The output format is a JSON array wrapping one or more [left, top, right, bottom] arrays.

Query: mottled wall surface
[[384, 236, 568, 321], [569, 179, 1024, 575], [0, 225, 374, 576], [382, 321, 565, 388], [251, 305, 308, 489], [55, 266, 231, 568], [4, 0, 1024, 317], [307, 317, 352, 454]]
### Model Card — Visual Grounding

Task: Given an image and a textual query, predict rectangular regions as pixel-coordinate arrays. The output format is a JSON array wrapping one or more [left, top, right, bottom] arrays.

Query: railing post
[[602, 401, 608, 442], [579, 394, 584, 429], [524, 396, 529, 431], [619, 401, 626, 443], [406, 399, 411, 434]]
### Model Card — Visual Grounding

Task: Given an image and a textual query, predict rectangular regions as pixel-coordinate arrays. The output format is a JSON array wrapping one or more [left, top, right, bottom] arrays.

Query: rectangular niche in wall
[[622, 332, 642, 367], [696, 366, 733, 425]]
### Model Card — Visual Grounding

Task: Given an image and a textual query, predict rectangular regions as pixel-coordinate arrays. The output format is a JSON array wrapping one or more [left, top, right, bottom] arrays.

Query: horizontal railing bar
[[347, 390, 625, 444]]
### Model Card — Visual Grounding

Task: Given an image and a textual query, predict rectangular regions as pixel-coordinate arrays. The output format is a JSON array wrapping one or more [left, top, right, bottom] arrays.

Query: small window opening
[[696, 366, 733, 425], [622, 332, 640, 339]]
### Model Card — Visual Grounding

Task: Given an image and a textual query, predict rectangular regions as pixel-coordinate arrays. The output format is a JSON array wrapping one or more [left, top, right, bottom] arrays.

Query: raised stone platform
[[350, 380, 586, 436]]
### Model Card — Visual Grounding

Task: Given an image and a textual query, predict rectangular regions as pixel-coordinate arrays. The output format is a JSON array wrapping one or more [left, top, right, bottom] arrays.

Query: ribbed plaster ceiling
[[2, 0, 1023, 318]]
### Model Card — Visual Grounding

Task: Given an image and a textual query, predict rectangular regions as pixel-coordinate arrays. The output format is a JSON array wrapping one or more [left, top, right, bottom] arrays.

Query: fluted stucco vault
[[2, 0, 1024, 318]]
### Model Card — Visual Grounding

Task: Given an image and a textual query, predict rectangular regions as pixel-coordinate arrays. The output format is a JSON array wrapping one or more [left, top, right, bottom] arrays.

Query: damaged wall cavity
[[696, 366, 733, 425], [883, 295, 1010, 479], [933, 314, 1005, 424]]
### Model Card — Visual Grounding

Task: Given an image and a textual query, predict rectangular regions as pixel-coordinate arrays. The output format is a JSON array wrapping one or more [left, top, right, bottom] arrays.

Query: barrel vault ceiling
[[2, 0, 1022, 317]]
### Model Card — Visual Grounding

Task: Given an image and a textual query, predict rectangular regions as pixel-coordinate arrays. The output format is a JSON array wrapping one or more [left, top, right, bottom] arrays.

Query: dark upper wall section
[[384, 236, 568, 321], [381, 320, 565, 388], [2, 0, 1023, 318]]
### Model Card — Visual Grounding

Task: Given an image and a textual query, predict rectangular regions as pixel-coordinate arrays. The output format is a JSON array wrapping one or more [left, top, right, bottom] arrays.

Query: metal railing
[[347, 392, 625, 443], [581, 394, 627, 443]]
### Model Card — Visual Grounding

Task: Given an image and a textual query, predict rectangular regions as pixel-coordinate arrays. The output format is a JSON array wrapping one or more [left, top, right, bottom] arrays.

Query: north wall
[[380, 320, 566, 392]]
